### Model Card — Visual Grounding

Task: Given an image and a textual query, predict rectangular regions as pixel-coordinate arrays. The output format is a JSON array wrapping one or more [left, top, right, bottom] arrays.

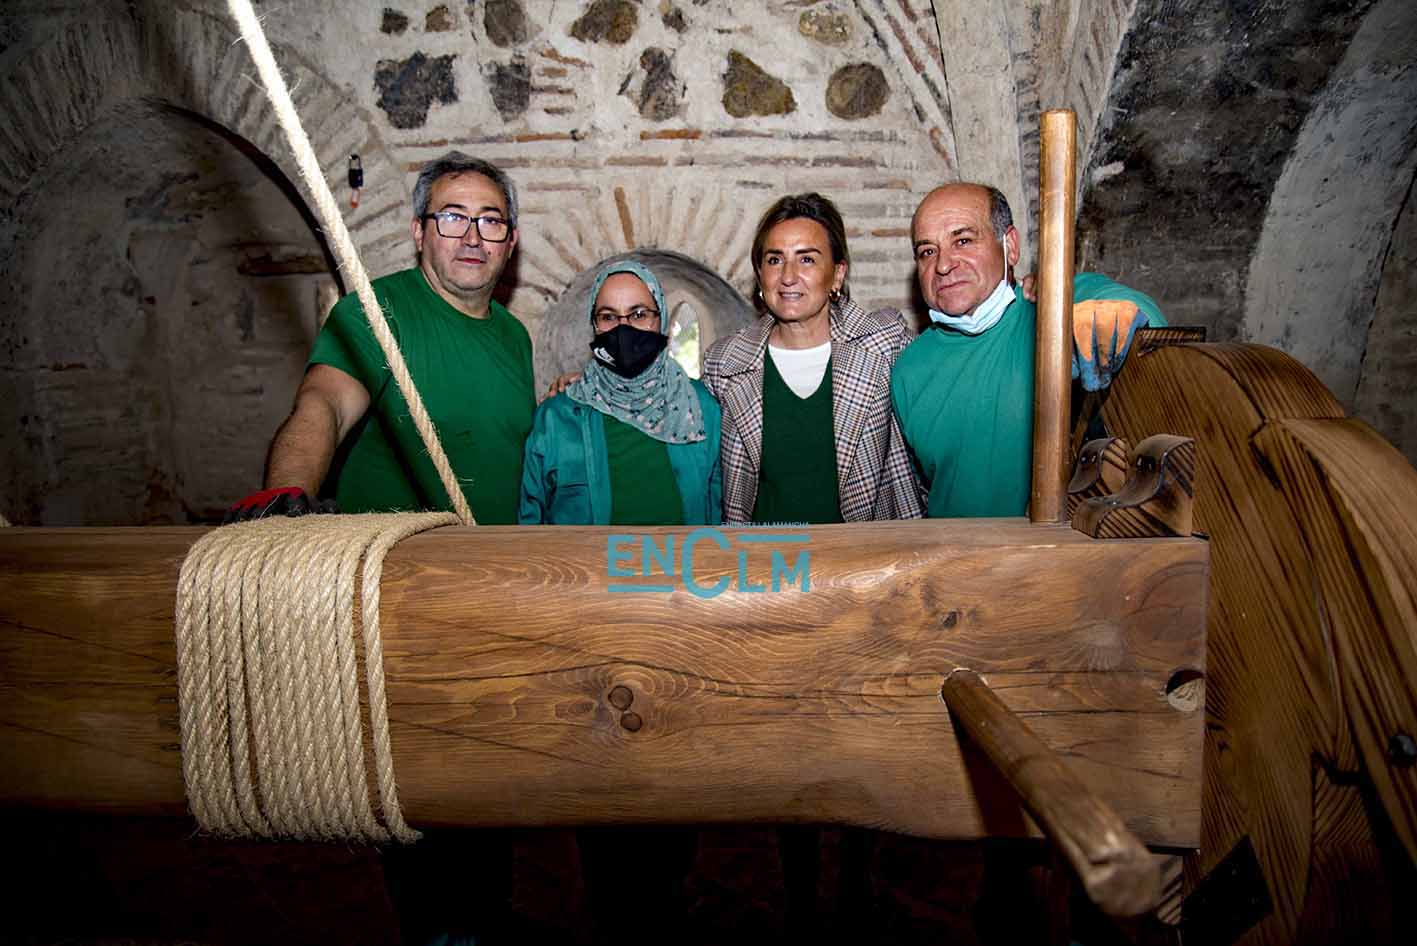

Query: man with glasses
[[228, 152, 535, 523]]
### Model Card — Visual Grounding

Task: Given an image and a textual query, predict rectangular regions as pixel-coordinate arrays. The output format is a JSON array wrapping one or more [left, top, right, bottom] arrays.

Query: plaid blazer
[[701, 300, 925, 523]]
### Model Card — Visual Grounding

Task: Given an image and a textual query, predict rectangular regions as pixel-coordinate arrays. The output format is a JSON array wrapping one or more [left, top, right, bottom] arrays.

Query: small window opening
[[668, 300, 702, 379]]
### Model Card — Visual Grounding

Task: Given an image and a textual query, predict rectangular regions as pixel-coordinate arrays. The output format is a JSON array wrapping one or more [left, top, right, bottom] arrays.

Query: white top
[[767, 340, 832, 399]]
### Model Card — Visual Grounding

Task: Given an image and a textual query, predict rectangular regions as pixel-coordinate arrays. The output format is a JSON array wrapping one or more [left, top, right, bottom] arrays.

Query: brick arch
[[923, 0, 1029, 259], [532, 248, 756, 392], [1031, 3, 1144, 182], [513, 178, 770, 307], [852, 1, 958, 170], [0, 2, 407, 278]]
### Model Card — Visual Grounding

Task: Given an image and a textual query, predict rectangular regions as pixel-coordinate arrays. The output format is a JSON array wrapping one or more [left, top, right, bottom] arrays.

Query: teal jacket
[[518, 381, 724, 525]]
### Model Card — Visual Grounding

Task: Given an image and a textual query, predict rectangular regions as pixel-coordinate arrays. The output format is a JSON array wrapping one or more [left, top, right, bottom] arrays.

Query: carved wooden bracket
[[1066, 436, 1131, 519], [1071, 434, 1197, 538]]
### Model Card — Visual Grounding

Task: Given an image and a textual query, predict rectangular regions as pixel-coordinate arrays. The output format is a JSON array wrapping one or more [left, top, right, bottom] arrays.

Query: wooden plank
[[1032, 109, 1077, 524], [0, 520, 1206, 846]]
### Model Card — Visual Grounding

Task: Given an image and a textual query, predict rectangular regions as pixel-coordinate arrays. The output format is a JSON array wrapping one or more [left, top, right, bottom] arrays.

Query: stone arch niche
[[0, 3, 402, 525], [0, 101, 335, 526], [534, 250, 755, 391]]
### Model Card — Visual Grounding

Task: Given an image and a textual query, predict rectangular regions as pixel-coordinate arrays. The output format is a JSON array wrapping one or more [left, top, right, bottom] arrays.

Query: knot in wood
[[620, 711, 643, 732], [607, 685, 635, 710]]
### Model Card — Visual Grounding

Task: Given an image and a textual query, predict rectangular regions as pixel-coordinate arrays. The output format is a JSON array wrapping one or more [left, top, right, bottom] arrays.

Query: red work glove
[[223, 487, 338, 524]]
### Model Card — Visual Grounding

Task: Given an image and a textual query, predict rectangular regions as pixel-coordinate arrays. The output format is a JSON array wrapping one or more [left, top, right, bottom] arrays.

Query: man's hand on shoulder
[[224, 487, 338, 524], [542, 370, 582, 402], [1071, 299, 1148, 391], [1020, 272, 1037, 303]]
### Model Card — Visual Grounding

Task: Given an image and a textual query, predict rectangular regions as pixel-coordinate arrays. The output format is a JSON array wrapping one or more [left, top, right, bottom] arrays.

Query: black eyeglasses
[[422, 211, 513, 243], [593, 307, 661, 330]]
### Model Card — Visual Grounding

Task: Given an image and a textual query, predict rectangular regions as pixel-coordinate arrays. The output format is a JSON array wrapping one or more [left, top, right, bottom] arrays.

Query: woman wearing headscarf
[[519, 259, 722, 526], [520, 260, 717, 938], [702, 192, 922, 524]]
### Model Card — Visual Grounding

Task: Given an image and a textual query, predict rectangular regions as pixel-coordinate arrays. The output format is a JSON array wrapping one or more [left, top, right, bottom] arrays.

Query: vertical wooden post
[[1031, 109, 1077, 523]]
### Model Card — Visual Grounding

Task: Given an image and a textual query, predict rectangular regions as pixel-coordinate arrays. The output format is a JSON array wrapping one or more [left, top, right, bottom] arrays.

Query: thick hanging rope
[[175, 512, 456, 842], [227, 0, 474, 524], [170, 1, 481, 843]]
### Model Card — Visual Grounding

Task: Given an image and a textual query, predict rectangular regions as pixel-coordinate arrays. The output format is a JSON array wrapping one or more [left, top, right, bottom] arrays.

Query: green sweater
[[309, 268, 534, 522], [603, 414, 685, 525], [752, 354, 842, 524]]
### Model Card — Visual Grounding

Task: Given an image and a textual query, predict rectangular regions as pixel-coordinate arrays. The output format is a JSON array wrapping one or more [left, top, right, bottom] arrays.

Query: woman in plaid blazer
[[701, 193, 924, 524]]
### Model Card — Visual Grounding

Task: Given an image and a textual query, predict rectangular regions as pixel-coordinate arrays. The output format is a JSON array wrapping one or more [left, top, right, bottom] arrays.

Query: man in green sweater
[[227, 152, 535, 523], [891, 182, 1165, 517], [227, 152, 538, 941]]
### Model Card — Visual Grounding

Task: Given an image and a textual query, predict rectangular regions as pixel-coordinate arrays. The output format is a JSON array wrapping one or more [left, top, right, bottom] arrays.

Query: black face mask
[[590, 324, 668, 378]]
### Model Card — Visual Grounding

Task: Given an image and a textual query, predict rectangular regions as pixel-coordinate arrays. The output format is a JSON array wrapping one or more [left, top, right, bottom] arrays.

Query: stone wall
[[1354, 168, 1417, 467], [1077, 0, 1377, 338], [360, 0, 959, 341], [1242, 0, 1417, 406]]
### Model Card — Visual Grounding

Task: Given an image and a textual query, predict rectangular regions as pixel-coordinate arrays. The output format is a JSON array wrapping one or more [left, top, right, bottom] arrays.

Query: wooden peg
[[941, 669, 1161, 917], [1072, 434, 1197, 538]]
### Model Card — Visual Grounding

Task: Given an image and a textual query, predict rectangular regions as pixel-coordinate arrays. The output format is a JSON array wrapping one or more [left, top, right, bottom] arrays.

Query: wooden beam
[[0, 520, 1206, 846], [941, 669, 1161, 917], [1032, 109, 1077, 523]]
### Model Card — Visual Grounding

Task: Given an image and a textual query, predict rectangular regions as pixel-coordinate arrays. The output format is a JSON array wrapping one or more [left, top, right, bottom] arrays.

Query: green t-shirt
[[753, 353, 843, 525], [604, 414, 684, 526], [309, 268, 534, 522], [890, 273, 1164, 518]]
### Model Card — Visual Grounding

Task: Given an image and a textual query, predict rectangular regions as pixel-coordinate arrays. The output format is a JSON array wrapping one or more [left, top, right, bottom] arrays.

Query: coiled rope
[[175, 512, 456, 842]]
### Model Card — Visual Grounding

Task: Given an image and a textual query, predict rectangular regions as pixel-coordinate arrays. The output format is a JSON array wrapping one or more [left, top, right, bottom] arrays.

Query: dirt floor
[[9, 813, 1176, 945]]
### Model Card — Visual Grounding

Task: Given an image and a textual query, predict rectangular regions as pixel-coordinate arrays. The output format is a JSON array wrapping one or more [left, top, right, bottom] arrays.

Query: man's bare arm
[[263, 365, 371, 494]]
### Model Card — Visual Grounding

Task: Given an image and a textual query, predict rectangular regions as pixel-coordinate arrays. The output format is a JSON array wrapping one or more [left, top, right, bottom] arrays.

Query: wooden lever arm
[[940, 668, 1161, 917]]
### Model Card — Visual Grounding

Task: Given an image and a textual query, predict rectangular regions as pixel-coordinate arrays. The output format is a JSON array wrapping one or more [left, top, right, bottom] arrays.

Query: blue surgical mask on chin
[[927, 241, 1015, 335]]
